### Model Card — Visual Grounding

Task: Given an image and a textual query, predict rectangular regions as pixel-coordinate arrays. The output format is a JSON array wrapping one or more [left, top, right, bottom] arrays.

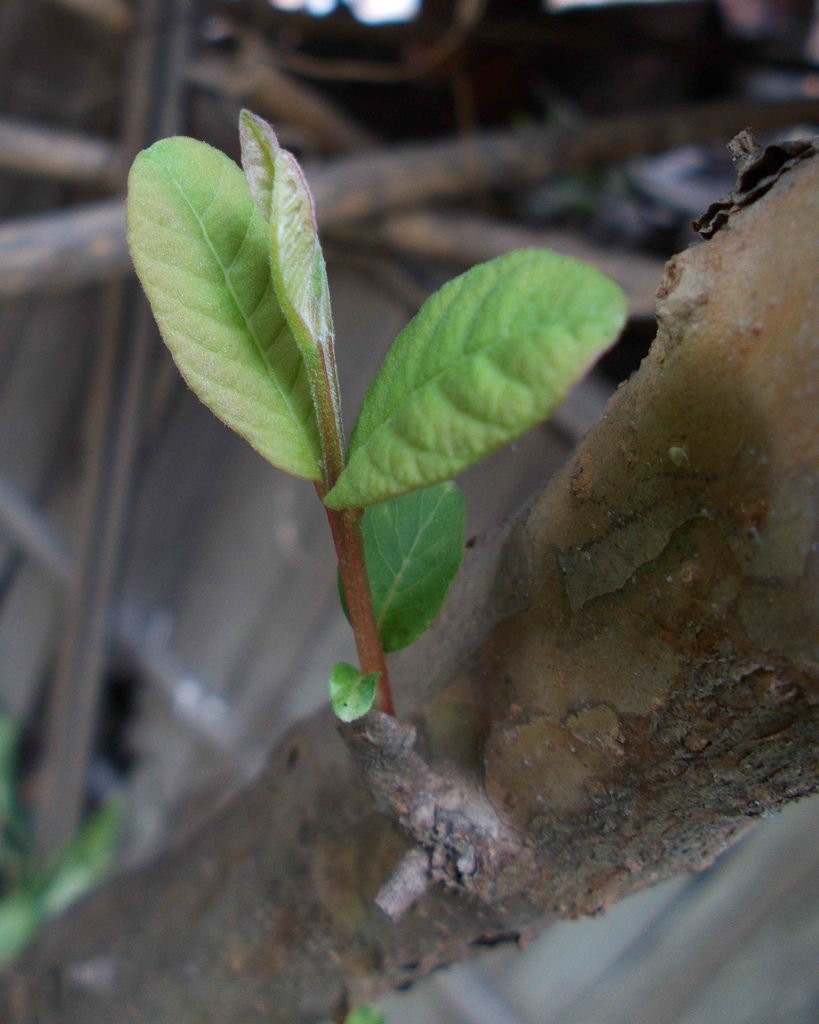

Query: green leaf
[[239, 110, 334, 367], [329, 662, 379, 722], [0, 713, 18, 829], [240, 110, 341, 482], [340, 482, 465, 651], [325, 249, 627, 508], [39, 802, 122, 919], [0, 714, 29, 868], [344, 1007, 386, 1024], [127, 137, 321, 481], [238, 108, 280, 218], [269, 148, 334, 362], [269, 142, 341, 479], [0, 889, 41, 966]]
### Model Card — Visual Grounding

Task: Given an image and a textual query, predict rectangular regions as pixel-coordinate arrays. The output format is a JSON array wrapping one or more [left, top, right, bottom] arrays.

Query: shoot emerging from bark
[[125, 110, 627, 722]]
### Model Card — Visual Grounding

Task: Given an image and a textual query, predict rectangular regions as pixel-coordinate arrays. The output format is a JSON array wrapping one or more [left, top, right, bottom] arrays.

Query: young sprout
[[126, 111, 627, 721]]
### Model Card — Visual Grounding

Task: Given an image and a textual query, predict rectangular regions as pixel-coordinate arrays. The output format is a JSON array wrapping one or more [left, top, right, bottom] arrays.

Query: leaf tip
[[238, 109, 281, 218], [238, 108, 279, 146]]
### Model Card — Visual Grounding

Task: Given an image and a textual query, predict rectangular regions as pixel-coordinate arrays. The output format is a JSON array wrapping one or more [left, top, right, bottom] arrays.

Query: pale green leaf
[[0, 714, 18, 828], [329, 662, 379, 722], [0, 890, 41, 966], [269, 145, 341, 471], [238, 108, 280, 218], [0, 714, 29, 870], [40, 802, 122, 919], [270, 148, 334, 362], [340, 482, 465, 651], [241, 110, 341, 480], [127, 137, 321, 481], [239, 110, 334, 369], [325, 249, 627, 508], [345, 1007, 386, 1024]]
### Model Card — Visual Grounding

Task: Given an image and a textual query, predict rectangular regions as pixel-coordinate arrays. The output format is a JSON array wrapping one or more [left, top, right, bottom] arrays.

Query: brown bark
[[2, 151, 817, 1023]]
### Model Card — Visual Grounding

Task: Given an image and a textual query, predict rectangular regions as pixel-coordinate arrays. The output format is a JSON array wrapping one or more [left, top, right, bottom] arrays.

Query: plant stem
[[312, 350, 394, 716], [323, 502, 394, 716]]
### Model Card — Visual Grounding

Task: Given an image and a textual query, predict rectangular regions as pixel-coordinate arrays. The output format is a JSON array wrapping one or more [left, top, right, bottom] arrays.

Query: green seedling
[[0, 713, 121, 965], [127, 111, 627, 721]]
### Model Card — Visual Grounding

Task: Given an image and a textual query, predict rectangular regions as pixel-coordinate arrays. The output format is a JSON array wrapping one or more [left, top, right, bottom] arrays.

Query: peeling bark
[[2, 152, 817, 1023], [344, 713, 535, 917]]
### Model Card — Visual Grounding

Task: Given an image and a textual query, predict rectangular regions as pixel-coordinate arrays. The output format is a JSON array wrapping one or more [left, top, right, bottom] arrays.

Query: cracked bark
[[2, 151, 817, 1022]]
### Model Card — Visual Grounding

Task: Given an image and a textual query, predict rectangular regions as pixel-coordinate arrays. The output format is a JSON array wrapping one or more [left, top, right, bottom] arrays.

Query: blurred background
[[0, 0, 817, 1020]]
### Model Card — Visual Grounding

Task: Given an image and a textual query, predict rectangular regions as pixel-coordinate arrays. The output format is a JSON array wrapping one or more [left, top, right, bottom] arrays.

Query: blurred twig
[[325, 246, 429, 311], [188, 37, 377, 153], [0, 200, 128, 299], [1, 97, 816, 300], [335, 210, 664, 318], [35, 0, 197, 859], [0, 476, 76, 586], [0, 119, 117, 187], [45, 0, 132, 32], [0, 468, 241, 758], [308, 97, 819, 226]]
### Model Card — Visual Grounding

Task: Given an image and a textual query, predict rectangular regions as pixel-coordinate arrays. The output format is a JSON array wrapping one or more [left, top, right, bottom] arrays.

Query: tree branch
[[344, 713, 533, 916], [2, 147, 817, 1024], [306, 98, 819, 226], [0, 118, 118, 186], [330, 210, 664, 318], [0, 199, 129, 299], [187, 42, 378, 155], [2, 98, 817, 297]]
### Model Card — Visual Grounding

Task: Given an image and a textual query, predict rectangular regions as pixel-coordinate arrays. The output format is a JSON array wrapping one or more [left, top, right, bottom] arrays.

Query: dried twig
[[0, 200, 128, 301], [333, 210, 664, 318], [35, 0, 198, 858], [1, 98, 816, 299], [0, 470, 240, 759], [308, 98, 819, 226], [188, 41, 377, 154], [0, 119, 117, 186], [0, 476, 76, 586]]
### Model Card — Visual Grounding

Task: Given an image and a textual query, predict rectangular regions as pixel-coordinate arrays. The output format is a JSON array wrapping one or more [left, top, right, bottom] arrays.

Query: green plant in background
[[344, 1005, 387, 1024], [127, 110, 627, 721], [0, 714, 121, 965]]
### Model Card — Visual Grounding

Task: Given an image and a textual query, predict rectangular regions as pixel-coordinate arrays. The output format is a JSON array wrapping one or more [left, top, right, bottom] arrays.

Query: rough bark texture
[[2, 153, 817, 1023]]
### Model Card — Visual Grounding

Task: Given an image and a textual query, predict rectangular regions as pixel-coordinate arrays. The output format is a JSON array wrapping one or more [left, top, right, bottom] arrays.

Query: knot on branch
[[343, 712, 535, 920]]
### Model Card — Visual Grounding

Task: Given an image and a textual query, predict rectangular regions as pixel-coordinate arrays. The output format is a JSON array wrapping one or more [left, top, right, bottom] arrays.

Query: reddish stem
[[312, 347, 394, 715], [323, 502, 394, 715]]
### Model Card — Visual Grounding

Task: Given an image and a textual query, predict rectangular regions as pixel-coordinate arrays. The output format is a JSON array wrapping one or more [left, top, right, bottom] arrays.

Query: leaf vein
[[150, 152, 314, 454]]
